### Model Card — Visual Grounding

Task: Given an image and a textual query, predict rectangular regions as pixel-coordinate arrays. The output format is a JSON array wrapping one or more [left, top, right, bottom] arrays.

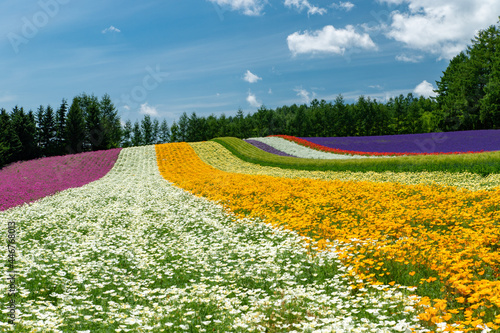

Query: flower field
[[0, 149, 122, 211], [1, 131, 499, 332], [156, 142, 500, 332], [1, 146, 429, 332], [287, 130, 500, 155], [190, 141, 500, 191], [213, 137, 500, 174], [245, 137, 390, 159]]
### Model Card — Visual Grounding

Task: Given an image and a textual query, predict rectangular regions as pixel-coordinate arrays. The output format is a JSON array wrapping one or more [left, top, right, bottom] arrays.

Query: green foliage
[[0, 108, 22, 168], [141, 115, 154, 145], [159, 119, 170, 143], [121, 120, 133, 148], [100, 94, 122, 149], [132, 121, 143, 146], [11, 106, 38, 161], [65, 97, 86, 154], [55, 99, 68, 153], [212, 137, 500, 175], [436, 20, 500, 130]]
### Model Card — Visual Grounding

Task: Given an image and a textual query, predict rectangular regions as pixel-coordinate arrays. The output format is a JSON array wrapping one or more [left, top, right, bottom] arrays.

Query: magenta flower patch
[[0, 149, 121, 211]]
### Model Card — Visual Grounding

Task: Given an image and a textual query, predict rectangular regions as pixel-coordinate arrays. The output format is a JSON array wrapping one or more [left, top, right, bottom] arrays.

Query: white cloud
[[287, 25, 377, 56], [395, 54, 424, 63], [208, 0, 267, 16], [385, 0, 500, 59], [246, 92, 262, 107], [243, 70, 262, 83], [294, 87, 312, 103], [414, 80, 437, 98], [102, 26, 121, 34], [284, 0, 327, 15], [331, 1, 355, 11], [268, 88, 273, 94], [139, 103, 159, 117]]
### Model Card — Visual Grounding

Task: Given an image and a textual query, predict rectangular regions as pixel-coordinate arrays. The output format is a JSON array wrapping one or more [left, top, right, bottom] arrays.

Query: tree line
[[1, 20, 499, 169], [0, 93, 122, 168]]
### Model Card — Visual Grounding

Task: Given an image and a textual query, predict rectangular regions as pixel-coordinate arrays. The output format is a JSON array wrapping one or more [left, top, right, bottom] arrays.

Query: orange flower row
[[155, 142, 500, 332]]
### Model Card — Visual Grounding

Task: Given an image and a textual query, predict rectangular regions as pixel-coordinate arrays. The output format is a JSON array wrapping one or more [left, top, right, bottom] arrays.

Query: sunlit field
[[1, 132, 499, 332]]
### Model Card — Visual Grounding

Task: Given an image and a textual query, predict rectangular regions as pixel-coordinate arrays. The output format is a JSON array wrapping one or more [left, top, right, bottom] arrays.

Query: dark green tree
[[55, 99, 68, 155], [152, 118, 160, 144], [132, 120, 143, 146], [65, 98, 86, 154], [177, 112, 189, 142], [121, 120, 133, 147], [170, 121, 179, 143], [40, 105, 57, 156], [159, 120, 170, 143], [436, 20, 500, 130], [0, 108, 22, 167], [11, 106, 38, 161], [187, 112, 202, 142], [100, 94, 122, 148], [141, 115, 154, 145], [86, 99, 104, 151]]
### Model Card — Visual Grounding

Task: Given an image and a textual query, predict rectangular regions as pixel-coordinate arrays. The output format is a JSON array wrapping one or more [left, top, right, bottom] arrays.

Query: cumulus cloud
[[385, 0, 500, 59], [139, 103, 159, 117], [102, 26, 121, 34], [284, 0, 327, 15], [243, 70, 262, 83], [287, 25, 377, 56], [247, 92, 262, 107], [395, 54, 424, 63], [207, 0, 267, 16], [414, 80, 437, 98]]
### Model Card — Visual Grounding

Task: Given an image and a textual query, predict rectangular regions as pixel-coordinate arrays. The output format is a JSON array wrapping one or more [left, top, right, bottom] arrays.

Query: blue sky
[[1, 0, 499, 124]]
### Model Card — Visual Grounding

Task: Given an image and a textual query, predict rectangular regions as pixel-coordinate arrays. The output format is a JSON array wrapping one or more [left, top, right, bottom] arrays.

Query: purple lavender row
[[0, 148, 122, 211], [244, 139, 297, 157], [300, 129, 500, 154]]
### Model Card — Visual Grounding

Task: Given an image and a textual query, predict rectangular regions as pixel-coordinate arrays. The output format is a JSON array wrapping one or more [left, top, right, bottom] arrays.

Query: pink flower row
[[0, 149, 121, 211]]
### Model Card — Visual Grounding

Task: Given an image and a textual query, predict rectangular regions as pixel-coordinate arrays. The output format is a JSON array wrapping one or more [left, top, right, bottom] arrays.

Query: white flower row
[[1, 145, 425, 332], [247, 137, 394, 159]]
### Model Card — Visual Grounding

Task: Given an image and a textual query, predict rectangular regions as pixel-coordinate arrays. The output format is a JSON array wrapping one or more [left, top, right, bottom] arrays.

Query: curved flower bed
[[298, 130, 500, 154], [247, 137, 393, 159], [0, 149, 121, 211], [274, 134, 490, 156], [156, 143, 431, 332], [244, 139, 297, 157], [190, 141, 500, 191], [157, 142, 500, 332]]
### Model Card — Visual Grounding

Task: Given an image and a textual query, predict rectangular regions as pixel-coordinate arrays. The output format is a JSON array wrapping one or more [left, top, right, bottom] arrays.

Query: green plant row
[[211, 137, 500, 176]]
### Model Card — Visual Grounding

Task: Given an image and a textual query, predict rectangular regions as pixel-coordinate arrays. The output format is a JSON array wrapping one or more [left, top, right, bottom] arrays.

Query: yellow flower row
[[155, 142, 500, 332], [190, 141, 500, 191]]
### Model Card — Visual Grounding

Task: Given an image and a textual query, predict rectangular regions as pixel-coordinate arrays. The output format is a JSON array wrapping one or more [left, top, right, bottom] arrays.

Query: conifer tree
[[65, 97, 86, 154], [55, 99, 68, 155]]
